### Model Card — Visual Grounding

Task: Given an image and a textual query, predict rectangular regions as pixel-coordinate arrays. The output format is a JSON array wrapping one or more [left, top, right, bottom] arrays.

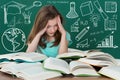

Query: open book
[[57, 48, 88, 59], [98, 65, 120, 80], [56, 49, 89, 63], [56, 52, 86, 59], [43, 57, 100, 76], [77, 51, 118, 67], [0, 62, 62, 80], [57, 48, 101, 59], [56, 52, 86, 63], [57, 50, 118, 67], [0, 52, 48, 63]]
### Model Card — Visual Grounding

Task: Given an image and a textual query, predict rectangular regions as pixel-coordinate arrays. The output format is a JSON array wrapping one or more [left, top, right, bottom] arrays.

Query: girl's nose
[[51, 27, 55, 32]]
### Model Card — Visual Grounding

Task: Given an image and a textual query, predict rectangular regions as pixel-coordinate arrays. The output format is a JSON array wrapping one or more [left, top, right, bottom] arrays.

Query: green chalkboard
[[0, 0, 120, 58]]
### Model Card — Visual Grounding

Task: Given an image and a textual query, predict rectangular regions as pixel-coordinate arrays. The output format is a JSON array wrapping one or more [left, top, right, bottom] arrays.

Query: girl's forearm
[[59, 33, 68, 54], [26, 33, 41, 52]]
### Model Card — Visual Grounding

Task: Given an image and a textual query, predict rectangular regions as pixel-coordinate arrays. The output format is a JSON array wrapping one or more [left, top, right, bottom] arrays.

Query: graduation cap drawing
[[1, 1, 26, 24]]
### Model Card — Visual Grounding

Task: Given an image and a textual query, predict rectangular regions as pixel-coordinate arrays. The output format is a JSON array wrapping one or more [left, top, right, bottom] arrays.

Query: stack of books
[[0, 49, 120, 80]]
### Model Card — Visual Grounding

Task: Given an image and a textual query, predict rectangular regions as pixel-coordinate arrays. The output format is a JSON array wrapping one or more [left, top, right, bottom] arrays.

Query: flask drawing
[[75, 26, 90, 41], [66, 2, 78, 18]]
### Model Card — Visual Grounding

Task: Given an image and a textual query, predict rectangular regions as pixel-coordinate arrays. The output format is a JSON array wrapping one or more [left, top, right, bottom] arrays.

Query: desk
[[49, 76, 112, 80], [0, 72, 112, 80]]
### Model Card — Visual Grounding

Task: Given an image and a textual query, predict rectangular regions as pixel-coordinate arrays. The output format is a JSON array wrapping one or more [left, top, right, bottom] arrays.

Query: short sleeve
[[66, 32, 72, 46]]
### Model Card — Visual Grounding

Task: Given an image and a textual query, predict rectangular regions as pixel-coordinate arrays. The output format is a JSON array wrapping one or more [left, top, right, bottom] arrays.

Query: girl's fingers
[[57, 16, 61, 23], [57, 16, 66, 34], [39, 23, 48, 35], [57, 16, 62, 28]]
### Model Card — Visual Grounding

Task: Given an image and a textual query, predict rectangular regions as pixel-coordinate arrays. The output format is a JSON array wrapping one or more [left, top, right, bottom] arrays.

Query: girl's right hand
[[38, 24, 48, 36]]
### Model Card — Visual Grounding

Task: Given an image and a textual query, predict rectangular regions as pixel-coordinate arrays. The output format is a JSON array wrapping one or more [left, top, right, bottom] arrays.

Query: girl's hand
[[38, 24, 48, 36], [57, 16, 66, 35]]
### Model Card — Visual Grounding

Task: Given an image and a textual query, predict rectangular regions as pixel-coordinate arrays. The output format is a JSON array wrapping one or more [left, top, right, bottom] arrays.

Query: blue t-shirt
[[36, 32, 72, 57]]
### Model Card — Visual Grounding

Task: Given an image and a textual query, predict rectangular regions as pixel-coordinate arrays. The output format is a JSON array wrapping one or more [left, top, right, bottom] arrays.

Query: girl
[[26, 5, 72, 57]]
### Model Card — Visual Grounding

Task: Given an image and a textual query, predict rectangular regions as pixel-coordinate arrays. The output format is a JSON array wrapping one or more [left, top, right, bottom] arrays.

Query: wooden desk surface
[[49, 76, 112, 80], [0, 72, 112, 80]]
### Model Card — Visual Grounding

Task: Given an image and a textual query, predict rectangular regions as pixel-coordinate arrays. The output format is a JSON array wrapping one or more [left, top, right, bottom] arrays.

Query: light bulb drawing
[[90, 14, 100, 27]]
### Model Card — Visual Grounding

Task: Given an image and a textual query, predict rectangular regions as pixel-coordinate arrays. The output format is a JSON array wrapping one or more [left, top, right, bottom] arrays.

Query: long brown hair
[[27, 5, 63, 48]]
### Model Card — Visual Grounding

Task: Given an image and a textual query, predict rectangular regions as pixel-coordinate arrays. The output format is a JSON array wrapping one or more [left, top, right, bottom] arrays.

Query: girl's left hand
[[57, 16, 66, 35]]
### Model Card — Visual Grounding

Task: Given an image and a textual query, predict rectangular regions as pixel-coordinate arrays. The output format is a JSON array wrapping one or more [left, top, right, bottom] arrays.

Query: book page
[[56, 52, 86, 59], [0, 62, 18, 74], [86, 52, 106, 57], [68, 48, 83, 52], [56, 48, 89, 58], [0, 62, 16, 68], [12, 52, 48, 62], [115, 59, 120, 66], [85, 52, 117, 65], [0, 52, 20, 60], [69, 61, 91, 71], [86, 56, 117, 64], [79, 58, 115, 67], [0, 52, 47, 62], [17, 65, 62, 80], [44, 57, 70, 74], [69, 61, 99, 76], [87, 52, 114, 59], [99, 65, 120, 80], [0, 62, 41, 74]]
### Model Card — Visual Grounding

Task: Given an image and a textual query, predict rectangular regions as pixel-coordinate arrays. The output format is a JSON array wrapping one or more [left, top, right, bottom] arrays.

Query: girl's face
[[46, 17, 58, 37]]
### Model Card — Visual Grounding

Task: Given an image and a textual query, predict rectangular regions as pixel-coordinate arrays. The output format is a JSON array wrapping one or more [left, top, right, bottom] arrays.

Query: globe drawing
[[1, 28, 26, 52]]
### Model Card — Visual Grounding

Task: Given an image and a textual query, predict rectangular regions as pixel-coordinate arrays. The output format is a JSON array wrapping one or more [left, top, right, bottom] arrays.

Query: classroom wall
[[0, 0, 120, 58]]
